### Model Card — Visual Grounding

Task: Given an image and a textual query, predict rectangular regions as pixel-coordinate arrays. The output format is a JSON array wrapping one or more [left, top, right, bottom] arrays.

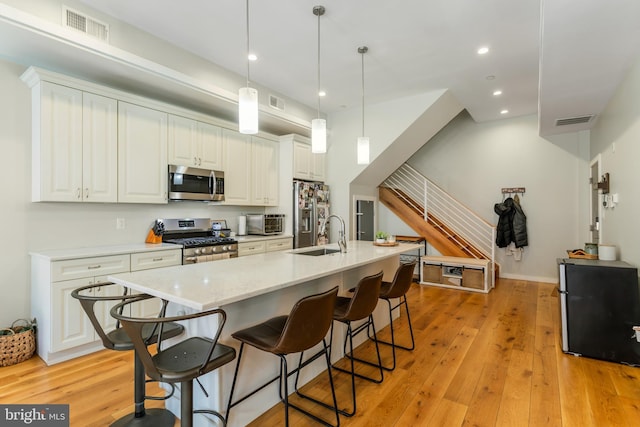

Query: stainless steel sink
[[294, 248, 341, 256]]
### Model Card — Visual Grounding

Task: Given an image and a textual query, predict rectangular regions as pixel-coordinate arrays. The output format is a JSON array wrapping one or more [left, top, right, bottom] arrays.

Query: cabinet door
[[293, 141, 311, 180], [198, 122, 223, 170], [311, 152, 325, 182], [222, 129, 251, 205], [82, 92, 118, 202], [36, 82, 83, 202], [93, 278, 127, 334], [52, 277, 96, 352], [168, 114, 198, 167], [118, 102, 168, 203], [251, 137, 279, 206]]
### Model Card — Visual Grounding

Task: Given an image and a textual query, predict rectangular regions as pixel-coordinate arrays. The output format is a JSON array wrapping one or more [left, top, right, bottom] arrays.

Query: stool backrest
[[344, 271, 384, 321], [383, 262, 417, 299], [111, 295, 228, 381], [272, 286, 338, 355]]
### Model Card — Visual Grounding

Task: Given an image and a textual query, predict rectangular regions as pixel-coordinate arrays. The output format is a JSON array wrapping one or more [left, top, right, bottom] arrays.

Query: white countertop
[[108, 240, 422, 310], [29, 243, 182, 261]]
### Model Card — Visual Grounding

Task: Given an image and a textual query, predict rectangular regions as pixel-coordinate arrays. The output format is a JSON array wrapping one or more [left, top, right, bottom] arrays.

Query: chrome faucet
[[320, 214, 347, 253]]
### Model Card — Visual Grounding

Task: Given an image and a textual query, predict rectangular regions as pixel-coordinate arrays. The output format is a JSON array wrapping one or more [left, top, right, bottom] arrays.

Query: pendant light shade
[[357, 46, 370, 164], [311, 5, 326, 153], [239, 0, 258, 135], [312, 118, 327, 153], [239, 87, 258, 134], [357, 136, 370, 165]]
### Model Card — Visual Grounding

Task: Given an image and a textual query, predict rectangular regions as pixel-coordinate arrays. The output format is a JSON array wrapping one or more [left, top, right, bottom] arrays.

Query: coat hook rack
[[501, 187, 526, 195]]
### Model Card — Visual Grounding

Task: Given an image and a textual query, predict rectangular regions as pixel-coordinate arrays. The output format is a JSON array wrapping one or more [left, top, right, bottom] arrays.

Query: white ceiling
[[6, 0, 639, 137]]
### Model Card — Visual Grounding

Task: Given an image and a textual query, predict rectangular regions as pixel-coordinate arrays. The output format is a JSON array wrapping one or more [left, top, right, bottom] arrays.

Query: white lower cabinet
[[238, 237, 293, 256], [51, 276, 124, 352], [237, 241, 266, 257], [31, 248, 181, 365], [266, 237, 293, 252]]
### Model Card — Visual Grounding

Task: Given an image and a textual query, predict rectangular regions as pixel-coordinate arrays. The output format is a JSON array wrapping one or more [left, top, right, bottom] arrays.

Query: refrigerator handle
[[558, 263, 570, 352], [311, 198, 317, 245]]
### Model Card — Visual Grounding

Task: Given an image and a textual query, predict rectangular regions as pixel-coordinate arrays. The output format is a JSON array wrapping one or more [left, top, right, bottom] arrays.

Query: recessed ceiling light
[[318, 90, 326, 97], [493, 90, 503, 96], [500, 109, 509, 115], [477, 46, 489, 55], [248, 53, 257, 61], [486, 75, 495, 80]]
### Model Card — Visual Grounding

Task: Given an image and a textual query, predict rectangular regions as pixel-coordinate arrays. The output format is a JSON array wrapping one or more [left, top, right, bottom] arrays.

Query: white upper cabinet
[[293, 139, 325, 182], [251, 136, 279, 206], [82, 92, 118, 202], [223, 129, 279, 206], [30, 82, 117, 202], [222, 129, 251, 205], [168, 115, 223, 170], [293, 140, 311, 181], [117, 102, 168, 204]]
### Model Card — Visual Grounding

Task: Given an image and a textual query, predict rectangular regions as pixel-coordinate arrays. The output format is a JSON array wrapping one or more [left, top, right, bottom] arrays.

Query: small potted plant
[[375, 231, 388, 244]]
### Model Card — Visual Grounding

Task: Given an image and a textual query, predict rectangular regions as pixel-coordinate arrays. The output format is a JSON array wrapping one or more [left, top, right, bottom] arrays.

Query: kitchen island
[[108, 240, 421, 426]]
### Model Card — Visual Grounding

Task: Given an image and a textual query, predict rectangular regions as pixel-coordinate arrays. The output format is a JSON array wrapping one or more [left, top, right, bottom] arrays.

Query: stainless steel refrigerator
[[558, 258, 640, 365], [293, 180, 330, 248]]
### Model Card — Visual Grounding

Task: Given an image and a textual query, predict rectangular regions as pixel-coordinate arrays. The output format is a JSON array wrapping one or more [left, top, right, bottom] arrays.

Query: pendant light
[[311, 5, 326, 153], [357, 46, 370, 165], [238, 0, 258, 134]]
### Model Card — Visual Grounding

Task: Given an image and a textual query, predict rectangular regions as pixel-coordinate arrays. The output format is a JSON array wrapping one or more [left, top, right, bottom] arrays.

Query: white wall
[[404, 112, 590, 281], [0, 59, 260, 326], [590, 55, 640, 268]]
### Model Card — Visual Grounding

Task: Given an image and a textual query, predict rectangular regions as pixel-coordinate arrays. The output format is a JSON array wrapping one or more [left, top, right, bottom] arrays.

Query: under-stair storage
[[420, 255, 491, 293]]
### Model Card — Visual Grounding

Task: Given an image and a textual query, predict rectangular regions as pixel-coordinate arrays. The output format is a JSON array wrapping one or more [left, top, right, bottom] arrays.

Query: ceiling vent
[[269, 95, 285, 111], [63, 6, 109, 42], [555, 115, 595, 127]]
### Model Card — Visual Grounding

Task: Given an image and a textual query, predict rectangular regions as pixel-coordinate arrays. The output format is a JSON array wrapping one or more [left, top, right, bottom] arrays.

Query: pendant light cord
[[361, 50, 365, 136], [316, 9, 321, 119], [358, 46, 368, 136], [246, 0, 250, 87]]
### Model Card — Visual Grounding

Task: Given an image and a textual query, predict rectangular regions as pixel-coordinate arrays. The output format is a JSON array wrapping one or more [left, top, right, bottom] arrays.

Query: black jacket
[[494, 197, 528, 248]]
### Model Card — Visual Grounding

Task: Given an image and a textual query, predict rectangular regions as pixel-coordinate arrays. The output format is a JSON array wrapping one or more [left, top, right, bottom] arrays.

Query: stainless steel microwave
[[246, 214, 285, 235], [168, 165, 224, 202]]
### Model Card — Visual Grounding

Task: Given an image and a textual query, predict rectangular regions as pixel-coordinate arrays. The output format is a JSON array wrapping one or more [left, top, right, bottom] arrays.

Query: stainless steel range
[[160, 218, 238, 264]]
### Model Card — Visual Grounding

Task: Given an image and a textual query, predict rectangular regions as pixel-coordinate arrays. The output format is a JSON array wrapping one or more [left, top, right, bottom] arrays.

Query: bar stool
[[72, 283, 184, 427], [225, 286, 340, 427], [329, 271, 384, 417], [111, 295, 236, 427], [366, 261, 417, 371]]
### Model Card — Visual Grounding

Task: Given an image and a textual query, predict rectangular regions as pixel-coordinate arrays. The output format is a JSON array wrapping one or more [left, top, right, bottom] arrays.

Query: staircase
[[380, 164, 497, 280]]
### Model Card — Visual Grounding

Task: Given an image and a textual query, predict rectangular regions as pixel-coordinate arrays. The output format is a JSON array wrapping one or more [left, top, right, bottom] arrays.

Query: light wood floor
[[2, 278, 639, 426]]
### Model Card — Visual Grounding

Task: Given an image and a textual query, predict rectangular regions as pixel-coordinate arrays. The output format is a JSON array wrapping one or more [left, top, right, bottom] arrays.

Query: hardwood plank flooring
[[1, 278, 639, 426]]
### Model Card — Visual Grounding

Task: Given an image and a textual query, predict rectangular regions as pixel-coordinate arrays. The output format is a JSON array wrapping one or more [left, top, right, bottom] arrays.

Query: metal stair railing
[[382, 163, 496, 285]]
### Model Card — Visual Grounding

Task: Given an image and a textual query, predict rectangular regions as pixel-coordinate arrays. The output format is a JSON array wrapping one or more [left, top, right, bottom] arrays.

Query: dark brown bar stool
[[72, 283, 183, 427], [366, 261, 417, 371], [225, 286, 340, 427], [329, 271, 384, 417], [111, 295, 236, 427]]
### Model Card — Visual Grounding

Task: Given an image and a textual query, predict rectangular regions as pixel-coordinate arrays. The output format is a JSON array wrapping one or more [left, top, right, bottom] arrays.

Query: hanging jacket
[[494, 197, 528, 248]]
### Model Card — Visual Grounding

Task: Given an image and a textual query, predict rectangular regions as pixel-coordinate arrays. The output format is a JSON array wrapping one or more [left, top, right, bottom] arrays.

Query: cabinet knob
[[85, 188, 89, 199]]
